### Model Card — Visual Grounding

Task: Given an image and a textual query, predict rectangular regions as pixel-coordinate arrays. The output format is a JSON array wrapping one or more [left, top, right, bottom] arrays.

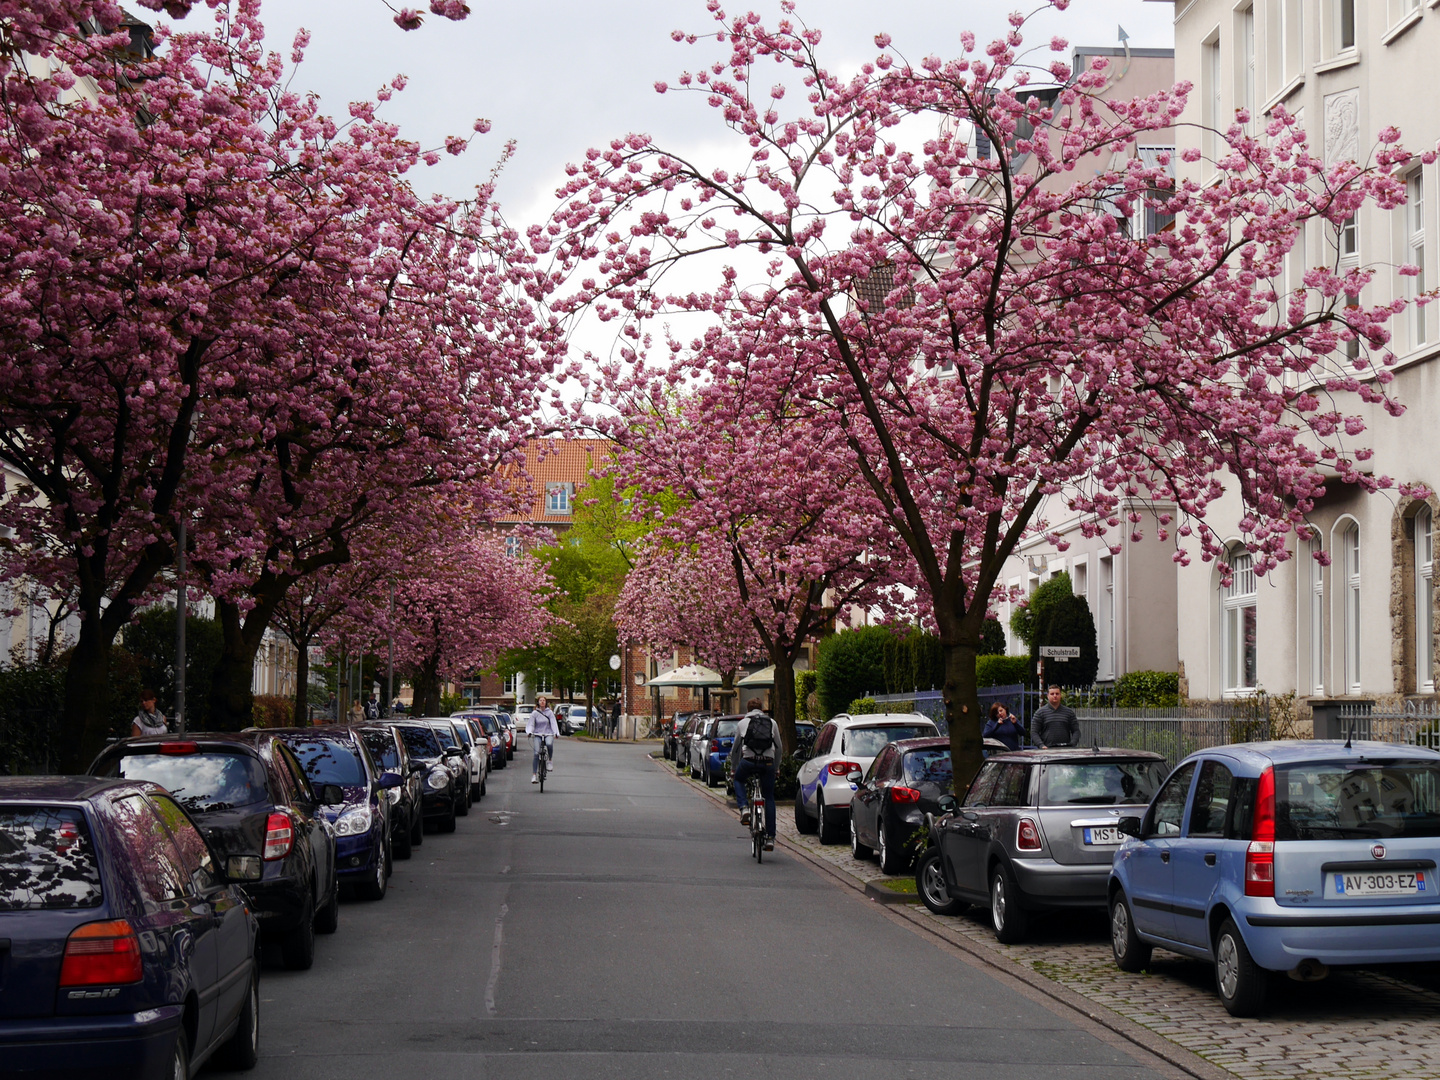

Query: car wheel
[[849, 814, 873, 859], [1110, 890, 1151, 973], [411, 809, 424, 847], [358, 848, 388, 901], [916, 848, 967, 916], [479, 774, 487, 799], [816, 791, 845, 845], [221, 962, 260, 1070], [314, 874, 340, 935], [877, 818, 907, 876], [1215, 918, 1267, 1017], [706, 763, 721, 789], [990, 864, 1029, 944], [456, 785, 470, 816], [394, 819, 413, 860], [280, 894, 316, 970], [441, 799, 457, 833], [794, 790, 818, 834], [168, 1027, 190, 1080]]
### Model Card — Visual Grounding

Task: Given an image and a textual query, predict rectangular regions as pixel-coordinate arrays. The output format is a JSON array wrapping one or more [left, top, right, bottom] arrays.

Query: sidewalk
[[657, 753, 1440, 1080]]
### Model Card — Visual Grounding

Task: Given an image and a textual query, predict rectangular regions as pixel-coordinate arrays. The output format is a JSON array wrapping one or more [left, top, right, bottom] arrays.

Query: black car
[[848, 737, 954, 874], [358, 724, 424, 857], [376, 721, 461, 833], [90, 732, 340, 970], [793, 720, 818, 759], [422, 719, 473, 814], [675, 714, 708, 773], [664, 713, 692, 761], [0, 776, 260, 1078]]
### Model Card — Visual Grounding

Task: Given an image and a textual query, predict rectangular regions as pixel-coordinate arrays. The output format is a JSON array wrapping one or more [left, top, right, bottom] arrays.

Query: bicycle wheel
[[538, 761, 546, 792]]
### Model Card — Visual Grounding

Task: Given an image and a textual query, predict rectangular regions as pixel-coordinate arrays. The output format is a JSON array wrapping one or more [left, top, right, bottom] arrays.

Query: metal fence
[[1337, 701, 1440, 749]]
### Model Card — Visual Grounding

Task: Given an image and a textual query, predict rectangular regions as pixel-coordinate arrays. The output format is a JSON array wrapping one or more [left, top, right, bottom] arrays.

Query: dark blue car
[[0, 775, 259, 1078], [272, 728, 399, 902]]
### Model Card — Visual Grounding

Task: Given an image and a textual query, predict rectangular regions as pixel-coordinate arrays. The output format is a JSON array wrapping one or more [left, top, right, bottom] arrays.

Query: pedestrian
[[1030, 685, 1081, 748], [365, 693, 380, 721], [130, 689, 168, 737], [349, 698, 364, 725], [609, 699, 620, 739], [982, 702, 1026, 751], [729, 698, 782, 851]]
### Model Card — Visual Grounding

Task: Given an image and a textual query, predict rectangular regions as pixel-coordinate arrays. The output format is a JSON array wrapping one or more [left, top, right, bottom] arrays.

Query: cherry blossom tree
[[541, 2, 1425, 781], [0, 1, 553, 765]]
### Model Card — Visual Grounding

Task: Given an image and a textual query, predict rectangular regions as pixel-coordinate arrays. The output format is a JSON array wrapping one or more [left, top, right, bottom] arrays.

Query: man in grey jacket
[[1030, 686, 1081, 748], [729, 699, 783, 850]]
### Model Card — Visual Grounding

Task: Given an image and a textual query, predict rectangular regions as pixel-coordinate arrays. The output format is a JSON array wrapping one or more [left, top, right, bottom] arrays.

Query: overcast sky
[[252, 0, 1177, 226]]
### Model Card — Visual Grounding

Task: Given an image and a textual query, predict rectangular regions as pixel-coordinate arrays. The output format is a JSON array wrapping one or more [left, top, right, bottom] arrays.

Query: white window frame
[[1239, 5, 1256, 129], [1099, 554, 1116, 681], [1221, 551, 1258, 697], [503, 673, 516, 695], [1203, 32, 1223, 173], [1340, 523, 1362, 694], [1308, 537, 1325, 695], [1328, 0, 1357, 56], [1283, 0, 1305, 83], [1407, 170, 1427, 348], [1419, 507, 1435, 693], [545, 483, 572, 515]]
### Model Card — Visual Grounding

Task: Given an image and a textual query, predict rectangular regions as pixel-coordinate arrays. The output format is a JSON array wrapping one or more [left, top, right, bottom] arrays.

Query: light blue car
[[1108, 740, 1440, 1016]]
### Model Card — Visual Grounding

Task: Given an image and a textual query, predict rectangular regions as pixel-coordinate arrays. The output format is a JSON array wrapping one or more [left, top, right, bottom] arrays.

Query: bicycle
[[533, 734, 550, 792], [745, 774, 766, 862]]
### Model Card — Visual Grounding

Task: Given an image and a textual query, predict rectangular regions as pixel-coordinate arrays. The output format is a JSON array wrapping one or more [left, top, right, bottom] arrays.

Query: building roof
[[497, 437, 612, 524]]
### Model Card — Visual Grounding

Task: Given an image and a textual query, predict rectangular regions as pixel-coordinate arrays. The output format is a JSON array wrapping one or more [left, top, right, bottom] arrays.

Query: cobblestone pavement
[[665, 757, 1440, 1080]]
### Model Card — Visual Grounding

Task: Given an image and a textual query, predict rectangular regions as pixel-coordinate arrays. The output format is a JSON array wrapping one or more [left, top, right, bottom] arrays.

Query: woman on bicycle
[[529, 695, 559, 784], [729, 699, 783, 851]]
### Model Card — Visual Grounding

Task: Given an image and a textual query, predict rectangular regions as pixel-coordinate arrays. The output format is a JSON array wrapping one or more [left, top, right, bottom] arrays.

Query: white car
[[514, 703, 535, 734], [794, 713, 939, 844]]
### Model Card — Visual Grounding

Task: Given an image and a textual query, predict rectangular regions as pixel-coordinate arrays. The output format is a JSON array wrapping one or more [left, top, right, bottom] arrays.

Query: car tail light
[[828, 760, 859, 776], [1245, 766, 1276, 897], [890, 786, 921, 804], [710, 739, 722, 753], [1017, 818, 1042, 851], [59, 920, 143, 986], [158, 742, 198, 755], [263, 812, 293, 861]]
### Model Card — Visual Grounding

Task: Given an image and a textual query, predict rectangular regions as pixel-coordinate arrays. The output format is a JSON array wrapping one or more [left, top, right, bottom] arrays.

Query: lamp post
[[175, 514, 186, 734]]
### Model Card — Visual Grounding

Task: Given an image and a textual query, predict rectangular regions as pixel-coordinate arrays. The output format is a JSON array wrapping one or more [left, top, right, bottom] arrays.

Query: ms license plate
[[1082, 827, 1122, 846], [1331, 870, 1428, 898]]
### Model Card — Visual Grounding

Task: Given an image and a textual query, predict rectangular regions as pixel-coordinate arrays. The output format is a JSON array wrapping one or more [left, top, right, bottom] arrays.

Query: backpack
[[365, 699, 379, 720], [741, 716, 775, 758]]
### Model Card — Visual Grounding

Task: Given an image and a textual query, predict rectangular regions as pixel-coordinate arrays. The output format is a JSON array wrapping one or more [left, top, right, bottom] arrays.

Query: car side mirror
[[1117, 816, 1142, 838], [936, 794, 958, 813], [319, 783, 344, 806], [377, 772, 403, 791], [444, 746, 465, 758], [845, 767, 863, 785], [409, 761, 426, 774]]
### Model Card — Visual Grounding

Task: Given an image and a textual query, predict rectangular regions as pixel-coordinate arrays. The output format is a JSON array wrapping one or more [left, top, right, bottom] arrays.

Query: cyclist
[[729, 698, 782, 852], [529, 694, 559, 784]]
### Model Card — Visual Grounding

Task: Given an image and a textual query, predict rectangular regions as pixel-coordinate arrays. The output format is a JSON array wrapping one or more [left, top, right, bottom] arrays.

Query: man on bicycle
[[529, 695, 559, 784], [729, 698, 782, 851]]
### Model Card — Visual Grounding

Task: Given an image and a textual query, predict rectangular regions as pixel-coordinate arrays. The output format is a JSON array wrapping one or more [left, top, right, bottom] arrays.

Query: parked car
[[795, 714, 939, 844], [271, 728, 400, 901], [692, 715, 741, 788], [514, 703, 535, 733], [90, 731, 340, 971], [421, 719, 472, 815], [1109, 740, 1440, 1016], [793, 720, 818, 760], [675, 713, 708, 774], [445, 716, 489, 800], [357, 724, 423, 857], [916, 748, 1167, 944], [664, 713, 693, 760], [375, 721, 460, 833], [849, 736, 955, 874], [495, 712, 517, 759], [0, 776, 261, 1077], [470, 713, 508, 772]]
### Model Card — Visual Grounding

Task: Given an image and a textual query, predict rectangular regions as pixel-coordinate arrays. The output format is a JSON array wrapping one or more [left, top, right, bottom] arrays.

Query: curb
[[648, 751, 1234, 1080], [862, 880, 920, 905]]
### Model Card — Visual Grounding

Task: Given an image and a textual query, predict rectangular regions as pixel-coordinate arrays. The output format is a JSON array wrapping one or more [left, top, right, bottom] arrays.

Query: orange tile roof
[[497, 437, 612, 524]]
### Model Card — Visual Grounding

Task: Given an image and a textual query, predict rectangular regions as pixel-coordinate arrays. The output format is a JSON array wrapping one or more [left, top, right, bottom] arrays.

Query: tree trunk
[[58, 620, 115, 771], [411, 655, 442, 717], [940, 634, 984, 796], [767, 648, 798, 755], [292, 636, 312, 725], [209, 601, 260, 731]]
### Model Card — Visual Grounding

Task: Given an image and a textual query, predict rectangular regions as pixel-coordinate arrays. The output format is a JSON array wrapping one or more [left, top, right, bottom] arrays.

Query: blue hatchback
[[0, 776, 259, 1078], [1108, 740, 1440, 1016]]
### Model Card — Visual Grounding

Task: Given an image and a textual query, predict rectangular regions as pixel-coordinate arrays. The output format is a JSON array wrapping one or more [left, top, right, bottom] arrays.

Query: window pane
[[990, 764, 1032, 808], [111, 795, 188, 903], [1278, 762, 1440, 839], [1189, 761, 1235, 838], [0, 806, 103, 911], [1147, 763, 1196, 837]]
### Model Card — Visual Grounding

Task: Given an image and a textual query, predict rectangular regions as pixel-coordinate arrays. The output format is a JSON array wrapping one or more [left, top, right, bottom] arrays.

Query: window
[[148, 794, 218, 889], [545, 483, 572, 515], [1137, 148, 1176, 237], [1144, 762, 1196, 838], [111, 795, 188, 903], [1419, 507, 1435, 693], [1407, 171, 1427, 347], [990, 764, 1033, 808], [504, 535, 522, 558], [1203, 35, 1222, 168], [1240, 6, 1256, 128], [963, 762, 1001, 807], [1341, 523, 1362, 693], [1309, 537, 1326, 695], [0, 806, 103, 911], [503, 673, 516, 695], [1337, 215, 1359, 264], [1335, 0, 1356, 52], [814, 724, 837, 756], [1187, 760, 1235, 838], [1099, 555, 1116, 680], [534, 671, 552, 694], [1221, 552, 1257, 695]]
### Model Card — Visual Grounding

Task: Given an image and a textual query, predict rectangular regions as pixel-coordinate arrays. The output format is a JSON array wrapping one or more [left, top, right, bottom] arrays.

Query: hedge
[[815, 626, 891, 719], [976, 655, 1032, 687], [845, 697, 879, 715], [1114, 670, 1180, 708]]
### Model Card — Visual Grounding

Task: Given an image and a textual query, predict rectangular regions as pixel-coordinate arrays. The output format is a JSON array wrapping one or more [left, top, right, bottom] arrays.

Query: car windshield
[[1040, 762, 1166, 806], [360, 730, 401, 770], [715, 720, 739, 738], [904, 749, 953, 785], [477, 715, 499, 734], [1277, 760, 1440, 840], [395, 725, 441, 760], [0, 806, 103, 912], [842, 726, 934, 757], [286, 738, 367, 787], [431, 724, 456, 749], [107, 752, 268, 812]]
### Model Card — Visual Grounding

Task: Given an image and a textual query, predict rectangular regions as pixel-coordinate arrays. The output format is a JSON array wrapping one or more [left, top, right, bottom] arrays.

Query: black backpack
[[742, 716, 775, 757]]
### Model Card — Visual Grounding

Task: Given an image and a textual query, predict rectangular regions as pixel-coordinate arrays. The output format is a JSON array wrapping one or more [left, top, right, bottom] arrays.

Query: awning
[[645, 664, 724, 688], [736, 666, 777, 688]]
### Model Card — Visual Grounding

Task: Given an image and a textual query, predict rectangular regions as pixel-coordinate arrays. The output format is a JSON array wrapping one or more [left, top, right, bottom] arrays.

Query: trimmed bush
[[1114, 670, 1180, 708], [976, 655, 1032, 688], [815, 626, 891, 719], [251, 695, 292, 728], [845, 697, 879, 715], [1033, 589, 1099, 687]]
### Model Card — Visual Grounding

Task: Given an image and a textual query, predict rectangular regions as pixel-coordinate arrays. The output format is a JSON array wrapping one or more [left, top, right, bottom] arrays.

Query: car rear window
[[0, 806, 103, 911], [842, 725, 934, 757], [395, 725, 441, 759], [286, 738, 366, 787], [360, 730, 401, 770], [1277, 760, 1440, 840], [1040, 762, 1167, 806], [107, 752, 268, 812], [495, 713, 512, 725], [715, 720, 739, 738], [904, 749, 953, 785]]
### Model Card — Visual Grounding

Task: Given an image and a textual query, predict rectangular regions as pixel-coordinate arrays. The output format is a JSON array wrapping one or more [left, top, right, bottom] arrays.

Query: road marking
[[485, 901, 509, 1017]]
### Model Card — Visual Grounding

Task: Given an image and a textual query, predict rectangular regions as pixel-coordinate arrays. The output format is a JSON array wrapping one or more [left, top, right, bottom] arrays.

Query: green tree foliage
[[120, 606, 225, 730], [815, 626, 891, 719], [980, 617, 1006, 656], [794, 669, 817, 725], [1009, 574, 1074, 648]]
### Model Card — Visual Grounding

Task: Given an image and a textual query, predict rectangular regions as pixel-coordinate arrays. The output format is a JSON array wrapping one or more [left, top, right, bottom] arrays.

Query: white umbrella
[[645, 663, 724, 688], [736, 666, 776, 688]]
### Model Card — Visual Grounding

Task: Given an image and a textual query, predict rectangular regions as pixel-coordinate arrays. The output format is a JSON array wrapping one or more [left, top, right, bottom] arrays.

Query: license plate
[[1330, 870, 1428, 898], [1082, 827, 1122, 846]]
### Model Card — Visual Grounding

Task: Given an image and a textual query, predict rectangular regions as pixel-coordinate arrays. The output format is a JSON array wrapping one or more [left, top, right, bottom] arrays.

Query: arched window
[[1221, 552, 1257, 696], [1418, 507, 1434, 694], [1341, 524, 1362, 694]]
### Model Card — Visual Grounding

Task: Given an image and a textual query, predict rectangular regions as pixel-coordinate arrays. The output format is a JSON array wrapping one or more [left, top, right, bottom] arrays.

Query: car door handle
[[1204, 853, 1217, 867], [1160, 851, 1170, 863]]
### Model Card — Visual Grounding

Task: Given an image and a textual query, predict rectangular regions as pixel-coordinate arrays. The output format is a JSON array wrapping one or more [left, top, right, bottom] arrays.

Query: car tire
[[990, 864, 1029, 944], [411, 809, 424, 847], [849, 814, 873, 860], [794, 790, 818, 834], [168, 1027, 190, 1080], [706, 763, 721, 789], [1110, 890, 1151, 973], [456, 785, 470, 816], [280, 894, 316, 971], [441, 800, 457, 833], [876, 817, 907, 875], [221, 962, 260, 1070], [479, 773, 487, 799], [358, 847, 388, 901], [916, 848, 967, 916], [314, 874, 340, 935], [1215, 917, 1267, 1017], [816, 791, 844, 845], [394, 819, 413, 860]]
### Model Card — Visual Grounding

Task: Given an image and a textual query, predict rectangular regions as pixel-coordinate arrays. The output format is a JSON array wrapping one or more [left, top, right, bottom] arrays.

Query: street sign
[[1039, 646, 1082, 659], [608, 653, 621, 670]]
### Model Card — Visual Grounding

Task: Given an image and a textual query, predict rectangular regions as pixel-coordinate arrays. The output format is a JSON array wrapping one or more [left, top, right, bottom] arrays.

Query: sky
[[248, 0, 1177, 227]]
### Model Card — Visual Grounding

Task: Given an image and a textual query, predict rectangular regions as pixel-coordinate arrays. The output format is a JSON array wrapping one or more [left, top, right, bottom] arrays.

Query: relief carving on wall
[[1324, 89, 1359, 167]]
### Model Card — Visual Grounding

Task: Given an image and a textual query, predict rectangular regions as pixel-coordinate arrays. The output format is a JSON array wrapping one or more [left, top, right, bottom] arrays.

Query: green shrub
[[1010, 574, 1074, 648], [0, 659, 66, 774], [815, 626, 892, 719], [976, 655, 1032, 687], [980, 617, 1006, 656], [251, 695, 293, 728], [1113, 670, 1180, 708], [121, 606, 224, 732], [845, 697, 879, 715], [794, 669, 817, 725], [439, 692, 468, 715]]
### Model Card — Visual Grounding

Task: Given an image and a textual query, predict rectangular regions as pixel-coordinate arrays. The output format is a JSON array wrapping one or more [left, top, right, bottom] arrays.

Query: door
[[941, 762, 1004, 899], [1121, 762, 1196, 942], [800, 724, 838, 814], [274, 743, 330, 906], [1170, 760, 1235, 947], [853, 747, 894, 847]]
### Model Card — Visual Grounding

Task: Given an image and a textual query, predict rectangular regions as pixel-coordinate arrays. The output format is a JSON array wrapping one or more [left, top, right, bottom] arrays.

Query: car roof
[[825, 713, 936, 730], [890, 736, 951, 753], [0, 775, 153, 802], [99, 731, 264, 755], [1184, 739, 1440, 770], [260, 725, 359, 741], [983, 747, 1167, 764]]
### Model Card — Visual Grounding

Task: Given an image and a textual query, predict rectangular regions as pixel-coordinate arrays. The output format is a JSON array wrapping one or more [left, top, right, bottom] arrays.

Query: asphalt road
[[205, 739, 1175, 1080]]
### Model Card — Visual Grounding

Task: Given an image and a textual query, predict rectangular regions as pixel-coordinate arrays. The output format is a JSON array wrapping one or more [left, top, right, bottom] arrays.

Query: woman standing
[[982, 703, 1026, 752]]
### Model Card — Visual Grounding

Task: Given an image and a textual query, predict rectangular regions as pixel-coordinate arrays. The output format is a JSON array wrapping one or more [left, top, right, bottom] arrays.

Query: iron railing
[[1337, 701, 1440, 750]]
